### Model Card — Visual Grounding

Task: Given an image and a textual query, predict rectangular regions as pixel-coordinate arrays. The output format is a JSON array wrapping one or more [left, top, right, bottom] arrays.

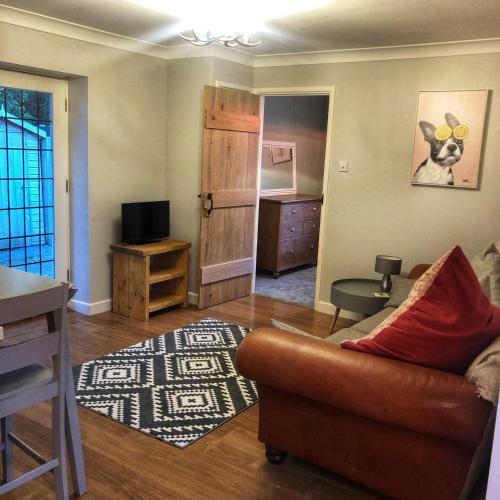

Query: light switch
[[338, 160, 349, 172]]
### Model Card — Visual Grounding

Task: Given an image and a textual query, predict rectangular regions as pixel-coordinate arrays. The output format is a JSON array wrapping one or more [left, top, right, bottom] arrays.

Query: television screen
[[122, 201, 170, 244]]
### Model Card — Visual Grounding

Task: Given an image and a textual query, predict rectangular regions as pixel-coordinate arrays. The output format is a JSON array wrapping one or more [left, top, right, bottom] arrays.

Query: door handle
[[199, 192, 214, 216], [207, 192, 214, 216]]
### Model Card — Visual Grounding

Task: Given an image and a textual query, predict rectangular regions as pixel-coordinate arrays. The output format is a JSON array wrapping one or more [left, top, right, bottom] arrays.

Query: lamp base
[[380, 274, 392, 293]]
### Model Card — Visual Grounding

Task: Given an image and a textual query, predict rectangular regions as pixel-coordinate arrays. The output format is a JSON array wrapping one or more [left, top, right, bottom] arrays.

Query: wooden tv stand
[[111, 240, 191, 321]]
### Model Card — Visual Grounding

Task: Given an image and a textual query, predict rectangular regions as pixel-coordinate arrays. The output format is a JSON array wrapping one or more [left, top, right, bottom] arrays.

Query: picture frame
[[260, 140, 297, 196], [410, 89, 489, 189]]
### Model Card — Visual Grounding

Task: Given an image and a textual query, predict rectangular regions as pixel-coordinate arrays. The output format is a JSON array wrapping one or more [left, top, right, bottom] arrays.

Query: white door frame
[[252, 86, 336, 311], [215, 81, 254, 93], [0, 69, 69, 281]]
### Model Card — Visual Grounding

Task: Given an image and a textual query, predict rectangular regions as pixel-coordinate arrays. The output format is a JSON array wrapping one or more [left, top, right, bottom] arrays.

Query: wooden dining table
[[0, 265, 87, 495]]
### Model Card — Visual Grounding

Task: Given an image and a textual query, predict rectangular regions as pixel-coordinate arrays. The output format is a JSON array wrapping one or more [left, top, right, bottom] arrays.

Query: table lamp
[[375, 255, 402, 292]]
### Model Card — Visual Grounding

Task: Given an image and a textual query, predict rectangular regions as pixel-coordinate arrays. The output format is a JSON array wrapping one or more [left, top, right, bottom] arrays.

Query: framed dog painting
[[410, 90, 489, 189]]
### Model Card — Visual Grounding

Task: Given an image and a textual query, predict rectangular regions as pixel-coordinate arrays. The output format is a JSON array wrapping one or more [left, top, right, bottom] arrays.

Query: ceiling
[[2, 0, 500, 56]]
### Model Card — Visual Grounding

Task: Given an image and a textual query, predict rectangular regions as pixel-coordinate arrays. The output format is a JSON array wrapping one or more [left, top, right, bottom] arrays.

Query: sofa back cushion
[[470, 243, 500, 307], [384, 277, 415, 308], [466, 336, 500, 405], [341, 246, 500, 374]]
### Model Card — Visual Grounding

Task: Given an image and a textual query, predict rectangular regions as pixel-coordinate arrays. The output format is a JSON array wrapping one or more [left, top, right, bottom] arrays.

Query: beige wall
[[0, 24, 255, 305], [165, 57, 213, 296], [3, 18, 500, 311], [0, 21, 167, 307], [255, 53, 500, 306], [213, 58, 254, 88], [263, 95, 328, 195], [165, 58, 254, 296]]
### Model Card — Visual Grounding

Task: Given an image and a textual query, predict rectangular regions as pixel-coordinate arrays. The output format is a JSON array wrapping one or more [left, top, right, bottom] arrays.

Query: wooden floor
[[1, 295, 484, 499]]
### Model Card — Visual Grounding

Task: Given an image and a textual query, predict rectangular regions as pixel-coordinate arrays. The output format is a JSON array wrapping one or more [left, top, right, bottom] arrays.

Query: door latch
[[206, 192, 214, 216], [199, 192, 214, 216]]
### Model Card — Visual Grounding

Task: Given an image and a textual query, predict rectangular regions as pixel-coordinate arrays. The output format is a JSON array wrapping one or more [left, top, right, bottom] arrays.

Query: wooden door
[[198, 86, 261, 309]]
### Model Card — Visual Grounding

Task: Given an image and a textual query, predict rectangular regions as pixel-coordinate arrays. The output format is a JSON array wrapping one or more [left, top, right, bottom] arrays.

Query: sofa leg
[[265, 445, 287, 465]]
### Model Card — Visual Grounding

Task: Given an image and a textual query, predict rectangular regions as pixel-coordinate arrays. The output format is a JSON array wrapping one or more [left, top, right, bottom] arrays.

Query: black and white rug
[[73, 318, 257, 448]]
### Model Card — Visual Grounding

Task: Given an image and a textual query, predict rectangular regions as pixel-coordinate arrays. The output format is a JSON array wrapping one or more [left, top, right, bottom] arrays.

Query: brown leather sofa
[[237, 329, 493, 499]]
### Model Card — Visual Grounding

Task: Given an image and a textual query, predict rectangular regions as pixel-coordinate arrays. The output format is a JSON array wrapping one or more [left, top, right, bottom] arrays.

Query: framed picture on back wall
[[410, 89, 489, 189]]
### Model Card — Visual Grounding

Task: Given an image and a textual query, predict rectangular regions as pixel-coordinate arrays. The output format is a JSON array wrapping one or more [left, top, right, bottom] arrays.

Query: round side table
[[329, 279, 389, 334]]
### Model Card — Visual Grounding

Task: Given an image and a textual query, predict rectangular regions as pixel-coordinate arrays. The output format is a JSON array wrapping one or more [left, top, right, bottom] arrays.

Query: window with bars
[[0, 86, 55, 278]]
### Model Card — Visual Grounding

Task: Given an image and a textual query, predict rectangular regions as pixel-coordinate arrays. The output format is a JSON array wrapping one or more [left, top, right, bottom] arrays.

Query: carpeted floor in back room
[[255, 265, 316, 308]]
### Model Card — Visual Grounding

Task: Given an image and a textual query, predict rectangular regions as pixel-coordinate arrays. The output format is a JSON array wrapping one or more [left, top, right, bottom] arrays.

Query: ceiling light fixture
[[131, 0, 330, 49], [178, 30, 260, 47]]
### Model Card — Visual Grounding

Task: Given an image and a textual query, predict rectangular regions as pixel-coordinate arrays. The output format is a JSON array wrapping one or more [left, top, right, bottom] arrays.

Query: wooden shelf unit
[[111, 240, 191, 321]]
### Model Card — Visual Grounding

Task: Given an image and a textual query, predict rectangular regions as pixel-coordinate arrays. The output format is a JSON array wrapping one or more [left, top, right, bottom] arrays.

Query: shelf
[[149, 268, 185, 285], [112, 239, 189, 321], [148, 292, 184, 313]]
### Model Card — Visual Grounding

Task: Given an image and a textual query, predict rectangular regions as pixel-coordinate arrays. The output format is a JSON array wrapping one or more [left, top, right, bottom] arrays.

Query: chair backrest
[[0, 283, 68, 376]]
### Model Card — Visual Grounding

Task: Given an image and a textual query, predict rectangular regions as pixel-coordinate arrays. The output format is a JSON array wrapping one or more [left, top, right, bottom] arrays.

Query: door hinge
[[321, 193, 324, 205], [66, 179, 70, 193], [65, 98, 68, 112], [66, 269, 71, 282]]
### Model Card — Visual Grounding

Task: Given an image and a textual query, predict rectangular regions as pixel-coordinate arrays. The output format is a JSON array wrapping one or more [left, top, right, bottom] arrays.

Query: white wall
[[0, 21, 167, 310], [255, 53, 500, 307], [0, 21, 254, 307], [165, 57, 214, 297], [4, 17, 500, 312], [68, 77, 89, 302], [263, 95, 328, 195], [165, 58, 254, 299]]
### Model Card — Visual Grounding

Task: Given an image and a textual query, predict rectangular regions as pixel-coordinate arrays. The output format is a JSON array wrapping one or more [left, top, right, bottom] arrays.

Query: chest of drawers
[[257, 194, 322, 278]]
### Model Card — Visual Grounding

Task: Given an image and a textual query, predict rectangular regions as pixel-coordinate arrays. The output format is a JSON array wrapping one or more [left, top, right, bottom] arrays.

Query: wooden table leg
[[47, 313, 87, 496], [329, 307, 341, 335]]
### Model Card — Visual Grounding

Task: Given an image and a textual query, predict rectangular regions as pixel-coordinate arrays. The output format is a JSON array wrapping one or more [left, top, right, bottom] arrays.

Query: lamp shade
[[375, 255, 402, 276]]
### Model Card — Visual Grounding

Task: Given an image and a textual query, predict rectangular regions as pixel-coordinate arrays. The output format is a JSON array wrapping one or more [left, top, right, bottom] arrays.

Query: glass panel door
[[0, 71, 68, 280]]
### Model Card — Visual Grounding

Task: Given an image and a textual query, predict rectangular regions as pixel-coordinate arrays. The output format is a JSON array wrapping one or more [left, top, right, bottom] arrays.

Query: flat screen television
[[121, 201, 170, 244]]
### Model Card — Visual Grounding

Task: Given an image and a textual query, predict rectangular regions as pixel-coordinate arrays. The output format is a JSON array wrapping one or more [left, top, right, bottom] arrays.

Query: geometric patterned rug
[[73, 318, 258, 448]]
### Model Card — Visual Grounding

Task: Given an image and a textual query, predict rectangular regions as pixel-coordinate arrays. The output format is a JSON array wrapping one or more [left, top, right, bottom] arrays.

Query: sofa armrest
[[237, 328, 492, 448]]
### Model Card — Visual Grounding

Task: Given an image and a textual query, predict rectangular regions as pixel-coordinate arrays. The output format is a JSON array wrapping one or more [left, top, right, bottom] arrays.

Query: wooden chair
[[0, 282, 69, 499]]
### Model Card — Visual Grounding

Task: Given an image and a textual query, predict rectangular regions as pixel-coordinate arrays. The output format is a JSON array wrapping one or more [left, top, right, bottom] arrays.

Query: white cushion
[[470, 243, 500, 307], [466, 336, 500, 406]]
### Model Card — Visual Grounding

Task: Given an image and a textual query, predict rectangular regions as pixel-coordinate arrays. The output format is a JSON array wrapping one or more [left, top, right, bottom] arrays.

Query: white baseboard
[[72, 293, 346, 317], [70, 293, 198, 316], [188, 291, 199, 305], [315, 300, 363, 322], [69, 298, 112, 316]]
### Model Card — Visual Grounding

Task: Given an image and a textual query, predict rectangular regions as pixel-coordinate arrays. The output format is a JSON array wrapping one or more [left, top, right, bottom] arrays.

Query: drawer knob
[[290, 227, 295, 232], [313, 207, 317, 211], [312, 224, 316, 230], [310, 244, 315, 249], [289, 249, 295, 255], [291, 209, 296, 214]]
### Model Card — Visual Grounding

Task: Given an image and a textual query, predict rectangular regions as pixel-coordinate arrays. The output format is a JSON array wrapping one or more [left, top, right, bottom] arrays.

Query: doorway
[[253, 92, 332, 309], [0, 69, 69, 281]]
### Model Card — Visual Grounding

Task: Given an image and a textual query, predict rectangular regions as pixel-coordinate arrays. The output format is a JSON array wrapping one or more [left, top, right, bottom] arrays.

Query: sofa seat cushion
[[325, 327, 366, 345], [351, 308, 394, 335], [270, 319, 321, 340], [270, 319, 368, 346], [341, 246, 500, 374]]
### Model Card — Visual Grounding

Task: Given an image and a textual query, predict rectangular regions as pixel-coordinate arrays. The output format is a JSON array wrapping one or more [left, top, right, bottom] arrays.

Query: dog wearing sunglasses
[[413, 112, 467, 186]]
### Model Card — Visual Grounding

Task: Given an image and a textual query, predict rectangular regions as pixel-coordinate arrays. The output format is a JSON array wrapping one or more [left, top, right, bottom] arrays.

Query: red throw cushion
[[342, 246, 500, 374]]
